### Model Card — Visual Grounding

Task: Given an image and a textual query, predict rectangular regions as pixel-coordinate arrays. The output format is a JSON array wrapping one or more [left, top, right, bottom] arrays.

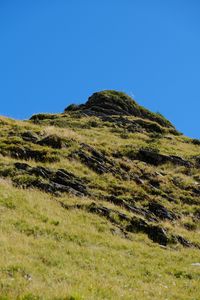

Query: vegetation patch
[[0, 91, 199, 299]]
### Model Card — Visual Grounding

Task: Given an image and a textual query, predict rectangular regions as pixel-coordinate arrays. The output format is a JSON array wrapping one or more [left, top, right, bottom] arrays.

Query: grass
[[0, 179, 200, 300], [0, 108, 199, 299]]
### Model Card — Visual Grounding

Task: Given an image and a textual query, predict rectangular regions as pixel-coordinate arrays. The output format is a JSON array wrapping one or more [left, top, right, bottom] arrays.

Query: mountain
[[0, 90, 199, 300]]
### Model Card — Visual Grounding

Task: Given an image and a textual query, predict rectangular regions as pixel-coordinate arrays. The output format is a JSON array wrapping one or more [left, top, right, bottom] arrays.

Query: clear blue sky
[[0, 0, 200, 138]]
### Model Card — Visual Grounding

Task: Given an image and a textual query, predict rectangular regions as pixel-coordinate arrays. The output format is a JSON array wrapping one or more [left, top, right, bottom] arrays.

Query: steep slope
[[0, 91, 199, 299]]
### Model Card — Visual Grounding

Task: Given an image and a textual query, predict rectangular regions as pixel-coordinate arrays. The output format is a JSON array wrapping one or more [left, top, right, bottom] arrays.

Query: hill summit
[[0, 90, 199, 299], [65, 90, 173, 128]]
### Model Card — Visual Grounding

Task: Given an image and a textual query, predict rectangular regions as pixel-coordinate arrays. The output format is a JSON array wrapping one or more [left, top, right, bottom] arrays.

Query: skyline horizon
[[0, 0, 200, 138], [0, 88, 197, 139]]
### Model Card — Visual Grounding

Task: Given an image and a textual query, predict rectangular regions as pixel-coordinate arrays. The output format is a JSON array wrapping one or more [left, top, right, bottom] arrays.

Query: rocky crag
[[0, 90, 199, 250]]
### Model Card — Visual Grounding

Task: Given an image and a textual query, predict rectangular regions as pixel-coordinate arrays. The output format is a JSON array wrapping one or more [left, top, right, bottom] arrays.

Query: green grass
[[0, 180, 200, 300], [0, 110, 199, 299]]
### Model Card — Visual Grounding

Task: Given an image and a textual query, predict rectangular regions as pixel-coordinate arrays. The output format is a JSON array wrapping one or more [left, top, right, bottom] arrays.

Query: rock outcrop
[[65, 90, 174, 128], [13, 162, 89, 197], [0, 90, 199, 249], [137, 149, 191, 167]]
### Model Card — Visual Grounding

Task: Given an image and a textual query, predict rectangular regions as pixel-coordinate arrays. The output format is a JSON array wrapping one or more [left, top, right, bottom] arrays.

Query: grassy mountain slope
[[0, 91, 199, 299]]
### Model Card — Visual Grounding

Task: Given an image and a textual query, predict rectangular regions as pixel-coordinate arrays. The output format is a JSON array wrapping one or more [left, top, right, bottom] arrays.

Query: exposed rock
[[88, 203, 132, 226], [64, 90, 174, 129], [22, 131, 70, 150], [2, 158, 199, 248], [37, 135, 66, 149], [105, 195, 157, 222], [175, 235, 193, 248], [194, 208, 200, 220], [21, 131, 39, 143], [149, 178, 161, 188], [126, 216, 148, 233], [14, 162, 31, 171], [194, 156, 200, 168], [125, 216, 168, 246], [191, 139, 200, 145], [102, 116, 165, 134], [148, 201, 176, 220], [53, 169, 88, 195], [1, 145, 59, 163], [14, 162, 89, 197], [0, 89, 199, 254], [137, 149, 191, 167], [191, 185, 200, 196], [70, 143, 129, 179], [73, 150, 110, 174], [34, 180, 85, 196], [29, 166, 52, 178], [147, 226, 168, 246], [88, 203, 169, 246], [62, 202, 199, 248], [127, 119, 164, 134], [126, 216, 168, 245]]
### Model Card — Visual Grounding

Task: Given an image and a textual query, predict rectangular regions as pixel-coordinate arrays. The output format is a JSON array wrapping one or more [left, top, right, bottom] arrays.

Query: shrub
[[191, 138, 200, 145]]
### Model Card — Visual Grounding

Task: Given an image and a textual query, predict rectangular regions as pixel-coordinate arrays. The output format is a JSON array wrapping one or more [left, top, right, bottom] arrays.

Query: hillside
[[0, 90, 199, 300]]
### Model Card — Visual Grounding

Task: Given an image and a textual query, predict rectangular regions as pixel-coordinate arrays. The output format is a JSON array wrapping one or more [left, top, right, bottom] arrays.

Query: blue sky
[[0, 0, 200, 138]]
